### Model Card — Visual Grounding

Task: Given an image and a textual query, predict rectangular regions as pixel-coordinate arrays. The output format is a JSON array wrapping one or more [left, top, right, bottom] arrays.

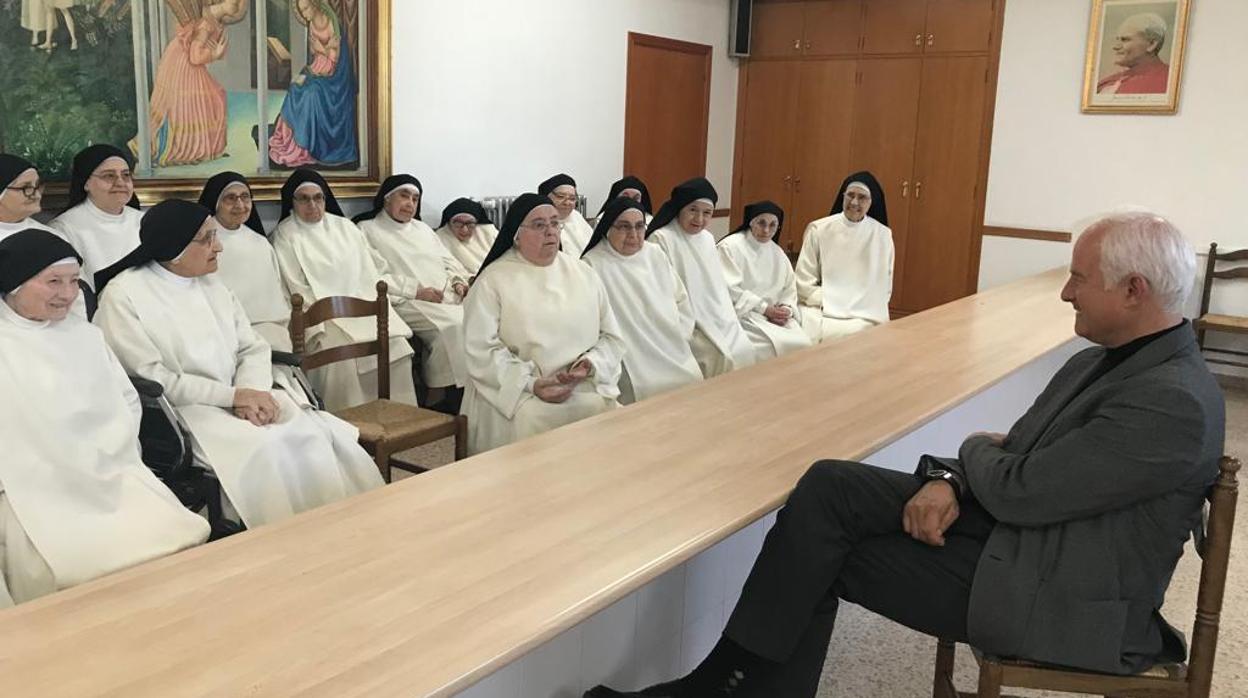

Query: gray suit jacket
[[947, 324, 1224, 674]]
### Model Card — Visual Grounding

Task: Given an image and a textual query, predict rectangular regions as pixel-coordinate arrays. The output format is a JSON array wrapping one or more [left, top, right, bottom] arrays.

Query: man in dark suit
[[587, 212, 1224, 698]]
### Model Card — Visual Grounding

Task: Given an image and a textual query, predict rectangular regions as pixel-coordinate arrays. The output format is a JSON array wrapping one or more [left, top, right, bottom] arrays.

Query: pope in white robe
[[795, 174, 895, 343], [718, 201, 812, 361], [94, 200, 383, 529], [0, 230, 208, 607], [582, 198, 702, 404], [462, 193, 625, 455], [539, 173, 595, 254], [647, 178, 756, 378], [51, 145, 144, 290], [355, 176, 469, 390], [435, 198, 500, 278], [270, 170, 419, 411], [197, 172, 293, 350]]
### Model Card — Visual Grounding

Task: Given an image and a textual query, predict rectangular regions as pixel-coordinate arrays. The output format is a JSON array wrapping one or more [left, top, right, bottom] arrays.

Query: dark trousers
[[723, 460, 996, 696]]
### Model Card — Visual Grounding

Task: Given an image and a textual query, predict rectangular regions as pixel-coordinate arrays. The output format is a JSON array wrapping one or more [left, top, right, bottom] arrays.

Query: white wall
[[984, 0, 1248, 249], [390, 0, 740, 227]]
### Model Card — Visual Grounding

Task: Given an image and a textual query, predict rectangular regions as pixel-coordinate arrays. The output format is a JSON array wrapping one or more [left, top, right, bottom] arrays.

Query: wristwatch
[[924, 468, 963, 499]]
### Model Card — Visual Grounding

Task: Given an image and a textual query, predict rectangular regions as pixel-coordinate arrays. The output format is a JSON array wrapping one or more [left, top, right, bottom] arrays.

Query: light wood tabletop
[[0, 269, 1075, 697]]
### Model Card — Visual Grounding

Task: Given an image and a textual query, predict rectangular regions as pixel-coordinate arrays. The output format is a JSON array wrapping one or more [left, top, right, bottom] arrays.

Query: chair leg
[[976, 658, 1003, 698], [454, 414, 468, 461], [374, 444, 392, 483], [933, 638, 957, 698]]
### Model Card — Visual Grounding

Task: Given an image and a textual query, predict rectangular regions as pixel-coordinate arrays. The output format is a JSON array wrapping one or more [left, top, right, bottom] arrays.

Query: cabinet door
[[847, 59, 922, 310], [924, 0, 996, 53], [862, 0, 928, 55], [751, 1, 807, 59], [802, 0, 863, 58], [789, 59, 858, 254], [735, 61, 800, 228], [904, 56, 989, 310]]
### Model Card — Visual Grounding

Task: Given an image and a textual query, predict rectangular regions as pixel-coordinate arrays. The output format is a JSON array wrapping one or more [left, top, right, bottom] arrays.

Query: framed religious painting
[[0, 0, 391, 204], [1081, 0, 1192, 114]]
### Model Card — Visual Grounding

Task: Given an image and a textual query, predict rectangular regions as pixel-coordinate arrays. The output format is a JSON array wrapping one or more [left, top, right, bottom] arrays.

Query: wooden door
[[801, 0, 864, 58], [847, 58, 922, 310], [734, 61, 800, 228], [751, 1, 806, 59], [788, 59, 857, 253], [624, 33, 712, 208], [924, 0, 996, 53], [862, 0, 928, 55], [904, 56, 989, 310]]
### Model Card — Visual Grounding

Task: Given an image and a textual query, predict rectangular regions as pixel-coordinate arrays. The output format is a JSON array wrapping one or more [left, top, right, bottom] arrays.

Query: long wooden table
[[0, 269, 1075, 697]]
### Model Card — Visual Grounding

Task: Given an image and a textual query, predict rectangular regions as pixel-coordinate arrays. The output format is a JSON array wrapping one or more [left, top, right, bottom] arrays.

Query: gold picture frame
[[1081, 0, 1191, 114], [1, 0, 391, 206]]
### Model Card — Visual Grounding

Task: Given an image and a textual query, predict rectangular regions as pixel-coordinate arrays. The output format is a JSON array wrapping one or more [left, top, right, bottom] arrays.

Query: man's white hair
[[1119, 12, 1168, 54], [1083, 211, 1195, 315]]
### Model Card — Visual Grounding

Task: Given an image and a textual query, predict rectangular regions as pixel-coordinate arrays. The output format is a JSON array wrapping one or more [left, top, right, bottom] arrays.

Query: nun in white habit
[[354, 175, 469, 394], [50, 144, 144, 290], [582, 197, 701, 404], [646, 177, 756, 378], [270, 169, 419, 411], [434, 198, 499, 278], [795, 171, 895, 343], [0, 230, 208, 607], [539, 173, 595, 254], [462, 193, 624, 455], [93, 200, 383, 529], [592, 175, 654, 228], [718, 200, 812, 361], [196, 172, 292, 351], [0, 154, 87, 319]]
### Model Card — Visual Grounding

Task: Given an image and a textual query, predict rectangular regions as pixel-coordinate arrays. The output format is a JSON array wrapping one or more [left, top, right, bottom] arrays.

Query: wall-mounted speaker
[[729, 0, 753, 58]]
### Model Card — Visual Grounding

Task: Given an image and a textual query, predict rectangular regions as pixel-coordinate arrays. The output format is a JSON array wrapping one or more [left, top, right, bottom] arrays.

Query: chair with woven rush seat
[[290, 280, 467, 483], [932, 456, 1240, 698], [1196, 243, 1248, 369]]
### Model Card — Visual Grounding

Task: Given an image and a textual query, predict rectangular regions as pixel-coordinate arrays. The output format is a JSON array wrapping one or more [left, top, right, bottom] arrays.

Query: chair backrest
[[1186, 455, 1240, 695], [1198, 243, 1248, 317], [289, 280, 392, 400], [78, 279, 97, 320]]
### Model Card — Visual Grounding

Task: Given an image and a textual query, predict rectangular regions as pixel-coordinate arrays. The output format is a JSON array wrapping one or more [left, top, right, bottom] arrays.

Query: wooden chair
[[933, 456, 1240, 698], [1196, 243, 1248, 369], [290, 281, 467, 482]]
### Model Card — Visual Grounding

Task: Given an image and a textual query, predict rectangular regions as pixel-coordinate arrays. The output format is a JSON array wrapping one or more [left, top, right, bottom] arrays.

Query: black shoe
[[584, 682, 678, 697]]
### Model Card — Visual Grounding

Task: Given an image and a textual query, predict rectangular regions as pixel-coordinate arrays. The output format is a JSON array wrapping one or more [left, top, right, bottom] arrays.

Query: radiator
[[480, 195, 588, 228]]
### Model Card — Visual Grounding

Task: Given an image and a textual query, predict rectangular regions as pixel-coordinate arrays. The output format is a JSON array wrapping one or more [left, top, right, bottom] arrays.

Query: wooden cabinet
[[733, 0, 1002, 313], [752, 0, 862, 59]]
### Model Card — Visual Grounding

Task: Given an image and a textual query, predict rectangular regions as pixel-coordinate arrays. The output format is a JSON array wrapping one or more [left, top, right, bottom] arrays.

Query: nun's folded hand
[[563, 358, 593, 382], [415, 287, 444, 303], [763, 304, 791, 325], [533, 375, 575, 404], [234, 388, 281, 426], [452, 281, 469, 299]]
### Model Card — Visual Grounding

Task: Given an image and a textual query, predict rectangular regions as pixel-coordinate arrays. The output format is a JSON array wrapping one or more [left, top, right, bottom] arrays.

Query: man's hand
[[903, 480, 960, 547], [233, 388, 280, 426], [763, 304, 792, 326], [415, 287, 445, 303], [533, 375, 575, 403], [967, 431, 1006, 446]]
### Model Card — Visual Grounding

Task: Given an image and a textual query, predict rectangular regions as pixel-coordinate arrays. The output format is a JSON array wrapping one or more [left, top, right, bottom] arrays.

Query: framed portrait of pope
[[0, 0, 392, 204], [1081, 0, 1192, 114]]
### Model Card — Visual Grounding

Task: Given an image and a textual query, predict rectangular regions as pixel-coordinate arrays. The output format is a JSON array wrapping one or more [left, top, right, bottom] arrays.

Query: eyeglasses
[[91, 171, 133, 185], [450, 220, 478, 231], [191, 230, 218, 246], [4, 181, 44, 200], [523, 220, 564, 235], [220, 192, 252, 206], [549, 193, 577, 204], [751, 221, 780, 231], [294, 193, 325, 205], [611, 221, 647, 235]]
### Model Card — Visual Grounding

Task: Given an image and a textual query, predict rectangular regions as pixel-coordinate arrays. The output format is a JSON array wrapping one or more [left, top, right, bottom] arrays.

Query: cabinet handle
[[915, 182, 923, 200], [914, 33, 923, 47], [804, 40, 812, 53], [794, 176, 802, 192], [901, 180, 909, 199], [927, 34, 935, 47], [793, 39, 802, 52], [783, 175, 793, 190]]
